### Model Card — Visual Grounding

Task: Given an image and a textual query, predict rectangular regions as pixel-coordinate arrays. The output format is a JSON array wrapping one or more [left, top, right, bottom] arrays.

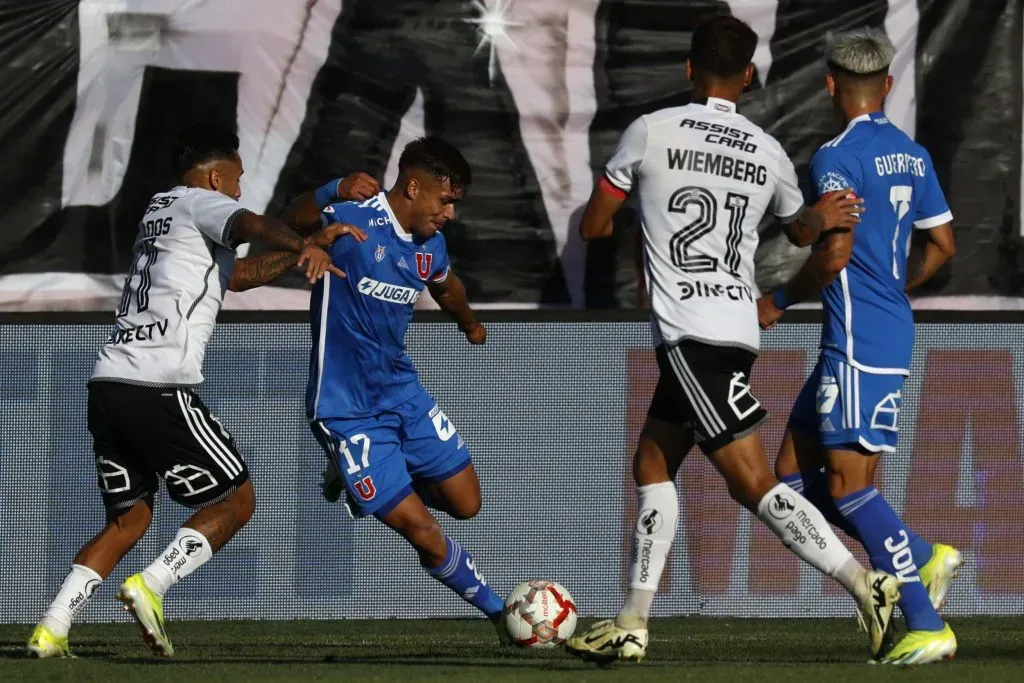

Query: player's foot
[[26, 624, 72, 659], [117, 573, 174, 657], [321, 457, 343, 503], [565, 619, 648, 664], [853, 570, 901, 658], [491, 614, 513, 649], [919, 544, 963, 611], [874, 623, 956, 665]]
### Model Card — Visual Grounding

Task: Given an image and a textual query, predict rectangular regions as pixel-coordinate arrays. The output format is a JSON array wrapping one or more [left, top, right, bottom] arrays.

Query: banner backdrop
[[1, 319, 1023, 623], [0, 1, 1021, 310]]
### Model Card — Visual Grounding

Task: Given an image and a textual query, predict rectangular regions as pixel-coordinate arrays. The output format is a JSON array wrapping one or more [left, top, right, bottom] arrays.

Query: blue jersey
[[810, 112, 952, 374], [307, 193, 451, 420]]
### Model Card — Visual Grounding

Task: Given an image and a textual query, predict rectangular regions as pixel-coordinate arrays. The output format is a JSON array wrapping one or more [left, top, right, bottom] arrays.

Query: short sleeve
[[321, 203, 341, 227], [603, 117, 648, 196], [913, 151, 953, 229], [771, 148, 806, 223], [809, 145, 862, 198], [430, 234, 451, 283], [190, 190, 248, 247]]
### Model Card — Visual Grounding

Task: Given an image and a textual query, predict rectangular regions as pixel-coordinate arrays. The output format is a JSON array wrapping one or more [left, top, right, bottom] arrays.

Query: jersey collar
[[844, 110, 888, 129], [700, 96, 737, 114], [379, 193, 413, 242]]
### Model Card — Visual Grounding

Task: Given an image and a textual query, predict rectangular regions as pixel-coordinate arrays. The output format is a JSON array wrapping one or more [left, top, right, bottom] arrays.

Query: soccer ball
[[503, 580, 577, 648]]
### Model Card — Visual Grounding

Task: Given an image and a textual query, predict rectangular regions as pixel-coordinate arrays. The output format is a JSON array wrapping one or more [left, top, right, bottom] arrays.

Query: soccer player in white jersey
[[566, 15, 902, 663], [27, 127, 365, 659], [760, 30, 959, 664]]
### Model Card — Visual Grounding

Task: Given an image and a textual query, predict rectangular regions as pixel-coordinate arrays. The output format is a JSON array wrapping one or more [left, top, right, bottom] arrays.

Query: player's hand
[[308, 223, 368, 249], [463, 322, 487, 345], [337, 172, 380, 200], [814, 189, 864, 230], [757, 294, 784, 330], [298, 244, 346, 283]]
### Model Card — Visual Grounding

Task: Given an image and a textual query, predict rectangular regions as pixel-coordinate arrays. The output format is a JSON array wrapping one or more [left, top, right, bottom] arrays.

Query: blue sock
[[784, 471, 934, 569], [837, 487, 944, 632], [424, 536, 504, 619]]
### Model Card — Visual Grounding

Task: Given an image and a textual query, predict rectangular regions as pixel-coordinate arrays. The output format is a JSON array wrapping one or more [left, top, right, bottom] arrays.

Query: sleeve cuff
[[314, 179, 342, 209], [914, 210, 953, 230], [223, 208, 254, 248], [432, 266, 450, 283], [599, 174, 630, 200]]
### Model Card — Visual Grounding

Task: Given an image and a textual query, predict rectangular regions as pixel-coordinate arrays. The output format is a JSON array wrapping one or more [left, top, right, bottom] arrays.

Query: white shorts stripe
[[853, 368, 861, 429], [667, 346, 726, 435], [188, 397, 243, 476], [664, 348, 717, 434], [176, 391, 240, 478]]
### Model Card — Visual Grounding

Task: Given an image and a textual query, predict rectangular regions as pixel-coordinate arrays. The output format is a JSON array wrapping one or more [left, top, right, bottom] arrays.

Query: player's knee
[[228, 479, 256, 526], [109, 499, 153, 544], [445, 490, 481, 520]]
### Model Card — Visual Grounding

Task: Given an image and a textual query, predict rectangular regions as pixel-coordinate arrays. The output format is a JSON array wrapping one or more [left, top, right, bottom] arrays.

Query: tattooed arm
[[757, 230, 854, 329], [228, 223, 368, 292], [228, 251, 302, 292]]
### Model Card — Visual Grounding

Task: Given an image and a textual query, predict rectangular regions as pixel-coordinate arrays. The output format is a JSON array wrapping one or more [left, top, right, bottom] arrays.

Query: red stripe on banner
[[599, 175, 628, 200]]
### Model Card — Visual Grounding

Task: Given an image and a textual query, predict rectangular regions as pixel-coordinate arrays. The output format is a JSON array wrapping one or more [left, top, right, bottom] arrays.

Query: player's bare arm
[[280, 172, 381, 234], [578, 180, 626, 241], [905, 223, 955, 294], [784, 190, 864, 247], [427, 271, 486, 345], [228, 223, 369, 292], [758, 229, 854, 329], [231, 212, 344, 283]]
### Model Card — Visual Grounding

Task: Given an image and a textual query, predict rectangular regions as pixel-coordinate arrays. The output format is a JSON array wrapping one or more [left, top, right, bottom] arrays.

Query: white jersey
[[92, 186, 247, 387], [605, 97, 805, 353]]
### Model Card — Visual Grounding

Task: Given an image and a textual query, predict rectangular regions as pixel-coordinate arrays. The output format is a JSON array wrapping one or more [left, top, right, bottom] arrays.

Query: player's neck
[[838, 95, 883, 125], [691, 83, 741, 106], [385, 187, 416, 236]]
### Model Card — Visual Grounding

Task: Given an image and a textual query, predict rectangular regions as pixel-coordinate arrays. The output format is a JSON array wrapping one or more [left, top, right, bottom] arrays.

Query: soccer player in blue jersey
[[758, 30, 959, 664], [285, 138, 508, 639]]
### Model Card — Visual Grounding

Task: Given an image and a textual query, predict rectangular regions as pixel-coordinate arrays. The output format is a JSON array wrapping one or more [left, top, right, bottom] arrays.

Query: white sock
[[756, 483, 861, 594], [39, 564, 103, 637], [141, 528, 214, 596], [617, 482, 679, 629]]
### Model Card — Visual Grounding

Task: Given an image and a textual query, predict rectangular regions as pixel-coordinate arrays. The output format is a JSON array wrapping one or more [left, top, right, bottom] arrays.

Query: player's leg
[[819, 362, 955, 663], [778, 362, 960, 612], [118, 388, 255, 658], [773, 365, 862, 539], [667, 341, 899, 657], [377, 493, 505, 623], [392, 392, 506, 620], [567, 346, 692, 663], [396, 392, 481, 520], [28, 382, 158, 659]]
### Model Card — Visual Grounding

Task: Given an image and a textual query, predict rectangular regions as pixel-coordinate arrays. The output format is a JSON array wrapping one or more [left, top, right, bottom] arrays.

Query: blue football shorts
[[310, 386, 471, 518], [789, 353, 905, 453]]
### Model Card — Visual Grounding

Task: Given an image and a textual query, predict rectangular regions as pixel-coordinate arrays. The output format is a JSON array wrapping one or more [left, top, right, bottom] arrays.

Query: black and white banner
[[0, 0, 1020, 310]]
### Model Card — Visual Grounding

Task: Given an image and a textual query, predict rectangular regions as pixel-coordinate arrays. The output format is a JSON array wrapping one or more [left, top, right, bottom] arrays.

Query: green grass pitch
[[2, 617, 1023, 682]]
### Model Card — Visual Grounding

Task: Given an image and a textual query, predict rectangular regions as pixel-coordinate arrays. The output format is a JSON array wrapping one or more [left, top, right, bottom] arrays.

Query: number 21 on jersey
[[667, 186, 749, 275]]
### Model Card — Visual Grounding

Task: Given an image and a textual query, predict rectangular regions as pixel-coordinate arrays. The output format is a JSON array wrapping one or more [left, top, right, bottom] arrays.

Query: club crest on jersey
[[375, 244, 386, 262], [415, 252, 433, 280]]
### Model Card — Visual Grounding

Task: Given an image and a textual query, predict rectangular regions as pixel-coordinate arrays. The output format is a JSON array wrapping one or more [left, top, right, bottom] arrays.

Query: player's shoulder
[[324, 194, 389, 226]]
